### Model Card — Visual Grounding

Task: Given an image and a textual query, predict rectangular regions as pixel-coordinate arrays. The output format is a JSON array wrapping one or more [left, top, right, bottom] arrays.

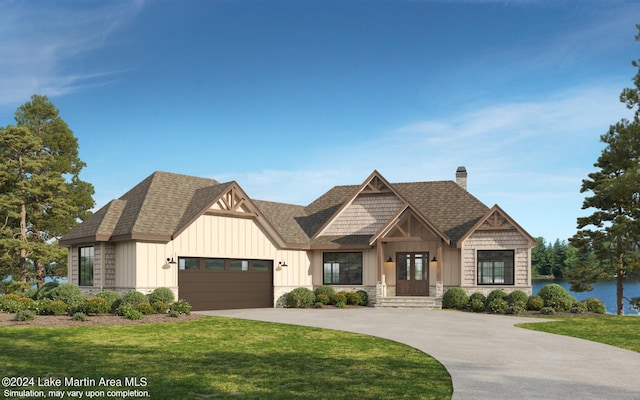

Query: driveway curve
[[198, 308, 640, 400]]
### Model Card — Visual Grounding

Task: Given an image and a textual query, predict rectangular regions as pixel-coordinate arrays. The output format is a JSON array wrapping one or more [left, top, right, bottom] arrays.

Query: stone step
[[373, 296, 442, 309]]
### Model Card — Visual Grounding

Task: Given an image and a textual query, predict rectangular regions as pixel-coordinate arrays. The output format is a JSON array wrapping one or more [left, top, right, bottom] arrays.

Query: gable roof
[[457, 204, 537, 248], [60, 170, 532, 250]]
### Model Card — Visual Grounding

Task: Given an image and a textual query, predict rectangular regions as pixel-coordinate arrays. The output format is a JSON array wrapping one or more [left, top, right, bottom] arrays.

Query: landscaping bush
[[83, 296, 110, 315], [149, 287, 175, 305], [526, 295, 544, 311], [169, 299, 192, 316], [15, 309, 36, 322], [484, 289, 507, 311], [35, 281, 59, 300], [38, 299, 68, 316], [48, 283, 86, 308], [316, 293, 330, 305], [582, 297, 606, 314], [152, 301, 169, 314], [537, 284, 575, 312], [96, 290, 122, 313], [470, 298, 485, 313], [72, 312, 87, 321], [570, 302, 586, 314], [329, 292, 347, 306], [505, 304, 525, 315], [0, 294, 24, 313], [135, 302, 155, 315], [335, 301, 346, 308], [313, 302, 324, 308], [540, 306, 555, 315], [487, 298, 508, 314], [357, 290, 369, 306], [123, 308, 143, 320], [506, 290, 528, 308], [286, 287, 316, 308], [442, 288, 468, 309], [116, 303, 134, 317], [314, 285, 335, 298], [345, 291, 362, 306], [120, 290, 149, 307], [469, 292, 486, 304]]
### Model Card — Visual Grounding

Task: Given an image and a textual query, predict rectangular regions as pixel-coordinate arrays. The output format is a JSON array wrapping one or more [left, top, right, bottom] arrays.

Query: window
[[252, 260, 270, 272], [204, 259, 225, 271], [178, 257, 272, 272], [477, 250, 514, 285], [323, 252, 362, 285], [79, 246, 94, 286], [230, 260, 249, 271], [179, 258, 200, 270]]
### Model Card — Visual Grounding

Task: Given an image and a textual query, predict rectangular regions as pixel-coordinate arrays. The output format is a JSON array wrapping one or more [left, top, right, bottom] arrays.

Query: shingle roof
[[60, 170, 497, 249]]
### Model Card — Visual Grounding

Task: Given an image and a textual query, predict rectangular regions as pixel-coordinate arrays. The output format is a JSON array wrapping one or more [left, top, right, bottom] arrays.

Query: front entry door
[[396, 252, 429, 296]]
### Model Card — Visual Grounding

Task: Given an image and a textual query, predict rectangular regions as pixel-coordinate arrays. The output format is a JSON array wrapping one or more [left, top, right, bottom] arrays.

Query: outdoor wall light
[[429, 256, 438, 269], [278, 261, 288, 267], [167, 257, 176, 264], [383, 257, 395, 268]]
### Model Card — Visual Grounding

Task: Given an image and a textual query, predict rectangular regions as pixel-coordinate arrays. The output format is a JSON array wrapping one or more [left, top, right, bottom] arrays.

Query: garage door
[[178, 257, 273, 311]]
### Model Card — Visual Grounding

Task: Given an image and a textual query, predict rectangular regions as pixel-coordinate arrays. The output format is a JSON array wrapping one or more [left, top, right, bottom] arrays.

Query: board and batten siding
[[460, 230, 532, 295]]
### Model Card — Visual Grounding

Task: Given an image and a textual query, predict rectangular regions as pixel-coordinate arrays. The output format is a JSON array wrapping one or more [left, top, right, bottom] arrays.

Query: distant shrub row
[[0, 283, 191, 321], [286, 286, 369, 309], [442, 284, 606, 315]]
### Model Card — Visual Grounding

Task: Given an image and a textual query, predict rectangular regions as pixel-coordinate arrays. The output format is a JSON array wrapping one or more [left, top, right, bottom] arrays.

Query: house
[[59, 168, 536, 310]]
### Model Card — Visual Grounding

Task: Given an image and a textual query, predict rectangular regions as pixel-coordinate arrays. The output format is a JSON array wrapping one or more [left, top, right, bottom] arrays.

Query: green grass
[[517, 316, 640, 352], [0, 317, 452, 399]]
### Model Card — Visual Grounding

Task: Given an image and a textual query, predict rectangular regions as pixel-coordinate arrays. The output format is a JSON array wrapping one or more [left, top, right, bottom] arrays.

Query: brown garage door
[[178, 258, 273, 311]]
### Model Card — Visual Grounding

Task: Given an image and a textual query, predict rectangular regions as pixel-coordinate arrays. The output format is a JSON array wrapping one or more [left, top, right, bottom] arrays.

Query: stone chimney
[[456, 166, 467, 190]]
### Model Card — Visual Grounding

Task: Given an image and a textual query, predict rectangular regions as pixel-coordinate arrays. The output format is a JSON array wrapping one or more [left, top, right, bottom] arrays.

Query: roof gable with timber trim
[[456, 204, 537, 248], [312, 170, 407, 239], [369, 205, 451, 245]]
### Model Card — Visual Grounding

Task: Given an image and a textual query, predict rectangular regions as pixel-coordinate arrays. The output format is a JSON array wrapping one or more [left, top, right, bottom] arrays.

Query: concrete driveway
[[198, 308, 640, 400]]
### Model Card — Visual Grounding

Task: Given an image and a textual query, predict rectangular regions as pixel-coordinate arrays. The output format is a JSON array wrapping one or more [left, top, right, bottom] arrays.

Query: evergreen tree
[[0, 95, 94, 287], [569, 25, 640, 315], [532, 237, 551, 276]]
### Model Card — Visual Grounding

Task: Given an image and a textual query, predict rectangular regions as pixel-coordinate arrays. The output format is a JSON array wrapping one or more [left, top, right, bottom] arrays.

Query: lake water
[[532, 279, 640, 315]]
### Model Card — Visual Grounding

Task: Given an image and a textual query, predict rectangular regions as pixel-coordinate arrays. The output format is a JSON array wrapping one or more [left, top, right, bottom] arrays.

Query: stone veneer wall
[[460, 230, 532, 296]]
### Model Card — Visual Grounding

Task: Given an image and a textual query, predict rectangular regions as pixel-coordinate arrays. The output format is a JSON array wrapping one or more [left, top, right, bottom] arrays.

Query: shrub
[[135, 302, 155, 315], [169, 300, 192, 316], [15, 309, 36, 321], [469, 292, 486, 304], [582, 297, 606, 314], [442, 288, 468, 309], [72, 312, 88, 321], [484, 289, 507, 311], [335, 301, 346, 308], [123, 308, 143, 320], [149, 287, 175, 305], [35, 281, 59, 300], [316, 293, 330, 305], [152, 301, 169, 314], [313, 302, 324, 309], [96, 291, 122, 313], [0, 294, 23, 313], [48, 283, 86, 308], [506, 290, 528, 308], [329, 292, 347, 306], [487, 298, 508, 314], [570, 302, 586, 314], [345, 291, 362, 306], [357, 290, 369, 306], [120, 290, 149, 307], [24, 287, 38, 299], [83, 296, 110, 315], [470, 298, 485, 313], [17, 297, 36, 312], [537, 284, 575, 312], [116, 303, 134, 317], [169, 309, 181, 318], [39, 299, 68, 316], [540, 306, 555, 315], [526, 295, 544, 311], [314, 285, 335, 298], [286, 287, 316, 308], [505, 304, 524, 315]]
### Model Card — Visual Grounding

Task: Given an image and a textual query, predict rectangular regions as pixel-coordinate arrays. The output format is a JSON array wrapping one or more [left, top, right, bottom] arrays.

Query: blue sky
[[1, 0, 639, 242]]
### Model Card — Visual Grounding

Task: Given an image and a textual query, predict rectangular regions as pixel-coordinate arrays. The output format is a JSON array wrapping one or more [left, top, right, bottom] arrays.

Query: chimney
[[456, 166, 467, 190]]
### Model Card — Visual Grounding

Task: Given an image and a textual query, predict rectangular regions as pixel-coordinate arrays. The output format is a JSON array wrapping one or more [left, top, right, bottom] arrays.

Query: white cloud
[[0, 1, 145, 106]]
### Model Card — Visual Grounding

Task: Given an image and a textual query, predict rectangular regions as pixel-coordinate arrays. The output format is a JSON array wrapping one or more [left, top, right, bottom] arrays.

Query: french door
[[396, 252, 429, 296]]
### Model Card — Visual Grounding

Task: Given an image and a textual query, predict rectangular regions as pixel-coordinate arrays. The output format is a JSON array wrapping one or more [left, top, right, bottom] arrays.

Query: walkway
[[198, 308, 640, 400]]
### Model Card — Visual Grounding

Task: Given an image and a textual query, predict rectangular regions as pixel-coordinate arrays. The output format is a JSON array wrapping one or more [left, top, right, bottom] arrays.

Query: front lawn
[[0, 316, 452, 399], [517, 316, 640, 353]]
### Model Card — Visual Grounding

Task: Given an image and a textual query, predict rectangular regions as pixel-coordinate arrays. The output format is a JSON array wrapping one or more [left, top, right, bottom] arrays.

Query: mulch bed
[[0, 312, 205, 328]]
